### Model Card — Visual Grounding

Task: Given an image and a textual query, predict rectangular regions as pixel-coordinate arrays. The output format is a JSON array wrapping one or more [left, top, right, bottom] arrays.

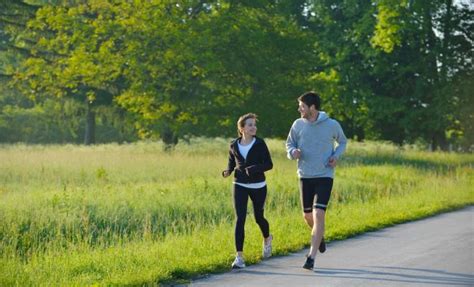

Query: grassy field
[[0, 139, 473, 286]]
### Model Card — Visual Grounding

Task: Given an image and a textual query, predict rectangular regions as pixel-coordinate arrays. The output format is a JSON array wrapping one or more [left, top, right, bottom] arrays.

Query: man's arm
[[286, 122, 299, 160], [332, 122, 347, 160]]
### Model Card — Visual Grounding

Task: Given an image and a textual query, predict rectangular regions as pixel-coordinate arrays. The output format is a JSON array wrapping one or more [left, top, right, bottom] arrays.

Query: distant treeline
[[0, 1, 472, 150]]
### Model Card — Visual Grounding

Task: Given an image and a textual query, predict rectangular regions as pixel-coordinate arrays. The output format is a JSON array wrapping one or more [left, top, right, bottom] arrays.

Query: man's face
[[298, 101, 313, 119]]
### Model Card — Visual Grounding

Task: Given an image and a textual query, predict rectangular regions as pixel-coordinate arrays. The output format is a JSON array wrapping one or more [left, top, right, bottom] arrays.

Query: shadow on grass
[[343, 154, 473, 172]]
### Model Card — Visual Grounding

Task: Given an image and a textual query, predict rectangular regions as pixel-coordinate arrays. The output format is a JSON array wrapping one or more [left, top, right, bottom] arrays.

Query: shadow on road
[[313, 266, 474, 286]]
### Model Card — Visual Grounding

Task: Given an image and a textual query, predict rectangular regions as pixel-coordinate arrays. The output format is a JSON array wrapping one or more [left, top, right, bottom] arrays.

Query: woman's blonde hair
[[237, 113, 257, 136]]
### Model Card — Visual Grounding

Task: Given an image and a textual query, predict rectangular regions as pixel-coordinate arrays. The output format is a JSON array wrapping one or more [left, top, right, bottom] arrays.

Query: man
[[286, 91, 347, 270]]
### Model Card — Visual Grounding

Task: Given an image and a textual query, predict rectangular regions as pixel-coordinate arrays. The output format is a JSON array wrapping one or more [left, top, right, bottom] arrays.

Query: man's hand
[[292, 149, 302, 159], [328, 156, 337, 167]]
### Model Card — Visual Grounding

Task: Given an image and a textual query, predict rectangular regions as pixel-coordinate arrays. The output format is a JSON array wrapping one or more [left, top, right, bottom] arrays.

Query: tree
[[368, 0, 473, 149], [13, 1, 128, 144], [297, 0, 378, 141], [110, 1, 323, 146]]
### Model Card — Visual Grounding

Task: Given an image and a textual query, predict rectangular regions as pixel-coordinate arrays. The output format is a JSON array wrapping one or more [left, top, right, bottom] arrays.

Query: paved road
[[192, 206, 474, 286]]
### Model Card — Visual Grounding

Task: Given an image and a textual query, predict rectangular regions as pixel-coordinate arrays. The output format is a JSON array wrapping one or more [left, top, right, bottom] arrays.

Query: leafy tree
[[98, 1, 323, 146], [299, 0, 377, 140], [368, 0, 473, 149], [12, 1, 129, 144], [2, 0, 471, 150]]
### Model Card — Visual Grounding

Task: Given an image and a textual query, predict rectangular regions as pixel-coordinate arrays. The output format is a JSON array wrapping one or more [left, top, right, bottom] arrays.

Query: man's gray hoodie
[[286, 112, 347, 178]]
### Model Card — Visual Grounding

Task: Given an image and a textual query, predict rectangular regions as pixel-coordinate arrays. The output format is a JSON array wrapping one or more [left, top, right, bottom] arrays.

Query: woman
[[222, 113, 273, 269]]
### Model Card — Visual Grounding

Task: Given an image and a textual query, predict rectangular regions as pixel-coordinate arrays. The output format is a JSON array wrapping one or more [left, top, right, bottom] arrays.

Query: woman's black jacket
[[223, 137, 273, 184]]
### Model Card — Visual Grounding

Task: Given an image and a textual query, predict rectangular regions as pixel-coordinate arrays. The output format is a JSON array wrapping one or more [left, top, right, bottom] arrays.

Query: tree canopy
[[1, 0, 472, 150]]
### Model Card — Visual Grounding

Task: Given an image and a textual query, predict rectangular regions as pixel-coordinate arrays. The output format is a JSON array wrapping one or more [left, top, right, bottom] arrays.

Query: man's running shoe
[[302, 255, 314, 270], [231, 256, 246, 269], [319, 237, 326, 253]]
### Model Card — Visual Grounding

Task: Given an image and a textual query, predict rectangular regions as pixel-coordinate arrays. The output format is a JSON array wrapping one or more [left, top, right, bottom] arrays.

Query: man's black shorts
[[299, 177, 334, 213]]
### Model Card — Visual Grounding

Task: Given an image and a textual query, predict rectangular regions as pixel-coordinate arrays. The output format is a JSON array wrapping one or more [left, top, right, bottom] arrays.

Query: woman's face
[[240, 118, 257, 137]]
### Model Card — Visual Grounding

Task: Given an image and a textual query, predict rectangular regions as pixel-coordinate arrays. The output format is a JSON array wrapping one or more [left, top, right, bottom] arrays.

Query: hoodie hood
[[316, 111, 329, 123], [307, 111, 329, 125]]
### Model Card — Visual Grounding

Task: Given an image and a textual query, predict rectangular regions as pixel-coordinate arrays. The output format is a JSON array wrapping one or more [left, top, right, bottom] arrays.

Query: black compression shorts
[[299, 177, 333, 212]]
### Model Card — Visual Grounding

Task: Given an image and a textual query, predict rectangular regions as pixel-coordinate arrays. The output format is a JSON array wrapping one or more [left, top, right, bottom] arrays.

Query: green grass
[[0, 138, 473, 285]]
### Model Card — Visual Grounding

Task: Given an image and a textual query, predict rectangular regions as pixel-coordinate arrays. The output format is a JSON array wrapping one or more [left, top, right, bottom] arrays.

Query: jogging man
[[286, 91, 347, 270]]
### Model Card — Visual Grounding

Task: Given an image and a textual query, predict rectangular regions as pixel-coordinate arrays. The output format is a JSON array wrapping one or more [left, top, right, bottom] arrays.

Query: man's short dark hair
[[298, 91, 321, 110]]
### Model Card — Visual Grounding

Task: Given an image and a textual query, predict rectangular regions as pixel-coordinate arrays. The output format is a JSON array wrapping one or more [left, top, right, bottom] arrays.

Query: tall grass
[[0, 139, 472, 285]]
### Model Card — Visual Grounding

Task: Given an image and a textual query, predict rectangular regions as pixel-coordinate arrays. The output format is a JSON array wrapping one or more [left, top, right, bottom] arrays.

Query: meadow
[[0, 139, 473, 286]]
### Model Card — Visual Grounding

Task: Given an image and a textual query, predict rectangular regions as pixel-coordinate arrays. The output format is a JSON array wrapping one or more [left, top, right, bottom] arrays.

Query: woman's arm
[[245, 141, 273, 175], [222, 145, 236, 177]]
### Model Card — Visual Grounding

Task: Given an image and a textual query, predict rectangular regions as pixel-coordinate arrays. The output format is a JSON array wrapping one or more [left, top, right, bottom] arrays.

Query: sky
[[454, 0, 474, 8]]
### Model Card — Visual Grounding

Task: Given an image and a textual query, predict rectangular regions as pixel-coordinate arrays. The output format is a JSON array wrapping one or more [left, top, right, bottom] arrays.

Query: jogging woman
[[222, 113, 273, 268]]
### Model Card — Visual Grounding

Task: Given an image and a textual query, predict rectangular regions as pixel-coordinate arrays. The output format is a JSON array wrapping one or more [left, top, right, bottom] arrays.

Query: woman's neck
[[240, 135, 254, 145]]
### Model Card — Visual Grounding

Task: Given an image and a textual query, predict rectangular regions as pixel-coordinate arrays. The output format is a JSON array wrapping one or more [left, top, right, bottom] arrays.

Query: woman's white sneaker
[[231, 256, 246, 269], [263, 235, 273, 258]]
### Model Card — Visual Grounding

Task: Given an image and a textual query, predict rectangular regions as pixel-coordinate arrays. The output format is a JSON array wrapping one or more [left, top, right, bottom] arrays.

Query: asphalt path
[[191, 206, 474, 287]]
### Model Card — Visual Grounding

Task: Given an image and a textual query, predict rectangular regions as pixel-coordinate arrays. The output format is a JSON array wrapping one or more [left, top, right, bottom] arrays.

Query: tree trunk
[[161, 124, 178, 151], [84, 102, 96, 145], [441, 0, 452, 80], [431, 132, 448, 151]]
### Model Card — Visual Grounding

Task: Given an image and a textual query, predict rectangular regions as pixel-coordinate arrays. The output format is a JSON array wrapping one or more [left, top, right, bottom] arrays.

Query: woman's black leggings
[[233, 184, 270, 252]]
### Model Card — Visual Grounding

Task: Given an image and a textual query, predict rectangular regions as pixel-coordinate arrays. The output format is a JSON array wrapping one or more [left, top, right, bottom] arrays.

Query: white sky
[[454, 0, 474, 8]]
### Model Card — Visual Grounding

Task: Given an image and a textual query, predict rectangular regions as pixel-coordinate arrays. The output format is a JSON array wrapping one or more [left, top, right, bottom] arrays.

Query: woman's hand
[[222, 170, 231, 178]]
